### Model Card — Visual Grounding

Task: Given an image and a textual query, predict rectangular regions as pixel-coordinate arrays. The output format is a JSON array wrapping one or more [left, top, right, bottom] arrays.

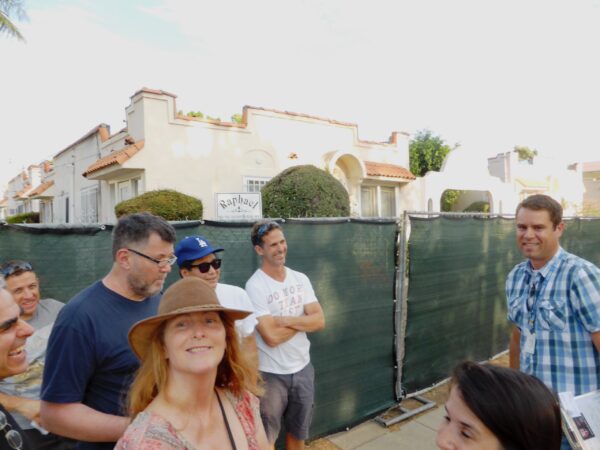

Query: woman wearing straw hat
[[116, 277, 269, 449]]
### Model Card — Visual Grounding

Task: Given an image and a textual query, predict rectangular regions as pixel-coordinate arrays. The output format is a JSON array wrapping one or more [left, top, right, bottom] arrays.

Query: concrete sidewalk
[[311, 354, 510, 450], [320, 406, 444, 450]]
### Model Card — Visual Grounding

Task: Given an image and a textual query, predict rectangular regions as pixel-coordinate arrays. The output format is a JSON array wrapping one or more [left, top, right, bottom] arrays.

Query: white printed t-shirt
[[215, 283, 257, 339], [245, 267, 318, 374]]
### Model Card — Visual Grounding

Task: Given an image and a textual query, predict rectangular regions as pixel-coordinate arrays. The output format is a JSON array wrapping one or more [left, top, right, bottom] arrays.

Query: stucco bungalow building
[[78, 88, 416, 222], [580, 161, 600, 215], [5, 88, 592, 224], [5, 164, 41, 218]]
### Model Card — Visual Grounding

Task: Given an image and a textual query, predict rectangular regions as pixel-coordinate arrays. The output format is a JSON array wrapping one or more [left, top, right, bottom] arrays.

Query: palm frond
[[0, 0, 27, 41], [0, 12, 25, 40]]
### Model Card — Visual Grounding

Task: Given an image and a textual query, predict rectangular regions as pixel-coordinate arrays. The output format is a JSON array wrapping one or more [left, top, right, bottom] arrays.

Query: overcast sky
[[1, 0, 599, 189]]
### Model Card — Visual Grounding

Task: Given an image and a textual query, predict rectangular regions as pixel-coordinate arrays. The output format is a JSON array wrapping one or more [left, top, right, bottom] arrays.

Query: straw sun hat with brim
[[128, 277, 251, 360]]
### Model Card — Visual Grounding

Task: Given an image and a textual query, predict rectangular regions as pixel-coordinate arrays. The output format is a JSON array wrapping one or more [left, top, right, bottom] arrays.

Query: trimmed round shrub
[[6, 212, 40, 224], [115, 189, 202, 220], [463, 201, 490, 213], [261, 165, 350, 218]]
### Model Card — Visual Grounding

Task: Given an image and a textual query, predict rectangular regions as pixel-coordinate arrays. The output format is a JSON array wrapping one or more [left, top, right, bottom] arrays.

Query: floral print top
[[115, 389, 260, 449]]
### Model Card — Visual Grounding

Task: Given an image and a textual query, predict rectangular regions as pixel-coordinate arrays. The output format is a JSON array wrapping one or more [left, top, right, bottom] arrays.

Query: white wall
[[93, 90, 413, 220], [52, 131, 103, 223]]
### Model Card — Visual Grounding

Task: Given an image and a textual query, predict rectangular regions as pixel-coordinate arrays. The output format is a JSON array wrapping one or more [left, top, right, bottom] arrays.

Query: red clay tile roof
[[0, 199, 7, 207], [13, 185, 32, 199], [83, 140, 144, 177], [42, 161, 54, 173], [29, 180, 54, 197], [364, 161, 416, 180]]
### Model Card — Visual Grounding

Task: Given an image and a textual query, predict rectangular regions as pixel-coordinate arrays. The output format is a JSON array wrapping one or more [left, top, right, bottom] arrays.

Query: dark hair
[[0, 260, 34, 280], [112, 213, 176, 259], [250, 220, 282, 247], [516, 194, 563, 228], [452, 361, 561, 450]]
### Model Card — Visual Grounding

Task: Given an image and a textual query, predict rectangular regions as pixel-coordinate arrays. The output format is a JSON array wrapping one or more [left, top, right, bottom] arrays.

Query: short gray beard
[[127, 273, 160, 298]]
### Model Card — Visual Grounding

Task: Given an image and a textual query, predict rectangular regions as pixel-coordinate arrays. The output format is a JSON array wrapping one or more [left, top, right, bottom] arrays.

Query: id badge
[[523, 328, 536, 355]]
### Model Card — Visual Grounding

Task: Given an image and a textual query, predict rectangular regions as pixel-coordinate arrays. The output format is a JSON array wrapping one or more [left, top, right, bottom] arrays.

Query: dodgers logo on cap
[[174, 235, 224, 267]]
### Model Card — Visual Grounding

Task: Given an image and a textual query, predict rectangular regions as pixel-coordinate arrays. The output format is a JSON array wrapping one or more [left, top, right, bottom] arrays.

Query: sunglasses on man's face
[[0, 261, 33, 278], [189, 259, 222, 273], [0, 410, 24, 449]]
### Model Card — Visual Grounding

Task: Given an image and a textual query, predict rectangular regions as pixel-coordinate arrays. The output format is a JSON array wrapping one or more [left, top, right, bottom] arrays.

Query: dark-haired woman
[[436, 361, 562, 450]]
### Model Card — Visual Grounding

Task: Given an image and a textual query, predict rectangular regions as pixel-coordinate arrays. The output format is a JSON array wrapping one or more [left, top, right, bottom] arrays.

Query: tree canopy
[[409, 130, 457, 177], [513, 145, 538, 162], [177, 111, 222, 121], [0, 0, 27, 41]]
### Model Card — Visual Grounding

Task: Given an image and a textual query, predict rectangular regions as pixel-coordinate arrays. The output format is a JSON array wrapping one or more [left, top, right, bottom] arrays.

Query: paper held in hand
[[559, 390, 600, 450]]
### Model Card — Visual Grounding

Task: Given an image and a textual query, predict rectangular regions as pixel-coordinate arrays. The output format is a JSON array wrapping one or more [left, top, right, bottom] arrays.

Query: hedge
[[115, 189, 203, 221], [261, 165, 350, 218]]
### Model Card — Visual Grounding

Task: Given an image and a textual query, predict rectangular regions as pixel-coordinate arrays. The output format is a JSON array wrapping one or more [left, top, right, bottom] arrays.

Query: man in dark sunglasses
[[0, 261, 74, 448], [175, 235, 258, 361]]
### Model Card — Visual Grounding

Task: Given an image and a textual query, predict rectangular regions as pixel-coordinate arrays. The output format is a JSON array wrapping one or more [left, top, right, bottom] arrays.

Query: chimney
[[98, 125, 110, 142]]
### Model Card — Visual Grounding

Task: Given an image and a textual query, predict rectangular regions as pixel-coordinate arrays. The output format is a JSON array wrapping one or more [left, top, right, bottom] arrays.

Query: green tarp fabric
[[6, 216, 599, 439], [401, 216, 600, 394], [0, 220, 397, 439]]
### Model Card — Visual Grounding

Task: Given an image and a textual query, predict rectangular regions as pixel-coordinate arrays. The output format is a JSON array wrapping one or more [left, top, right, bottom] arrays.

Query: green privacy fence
[[400, 215, 600, 395], [0, 219, 398, 439], [3, 215, 600, 439]]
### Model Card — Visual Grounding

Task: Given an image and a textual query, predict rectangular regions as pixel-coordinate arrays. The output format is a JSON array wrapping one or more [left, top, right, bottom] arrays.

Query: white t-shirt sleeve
[[297, 272, 318, 305], [215, 284, 258, 338], [245, 275, 272, 318], [237, 290, 258, 338]]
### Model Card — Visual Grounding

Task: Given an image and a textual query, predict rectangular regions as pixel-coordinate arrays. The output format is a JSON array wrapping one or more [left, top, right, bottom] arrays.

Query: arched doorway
[[327, 152, 365, 216]]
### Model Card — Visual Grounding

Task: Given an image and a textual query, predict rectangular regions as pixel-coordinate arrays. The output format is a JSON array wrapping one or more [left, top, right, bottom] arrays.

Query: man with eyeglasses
[[245, 221, 325, 450], [0, 278, 35, 450], [174, 235, 258, 361], [0, 260, 74, 449], [40, 213, 176, 450], [507, 195, 600, 450]]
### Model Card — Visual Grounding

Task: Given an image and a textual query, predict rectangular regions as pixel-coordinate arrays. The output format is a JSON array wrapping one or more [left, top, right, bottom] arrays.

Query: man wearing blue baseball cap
[[174, 236, 258, 361]]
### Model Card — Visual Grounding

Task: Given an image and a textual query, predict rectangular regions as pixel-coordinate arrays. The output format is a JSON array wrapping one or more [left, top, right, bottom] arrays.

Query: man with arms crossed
[[0, 260, 73, 449], [0, 278, 35, 450], [40, 213, 177, 450], [245, 221, 325, 450], [507, 194, 600, 449], [174, 235, 258, 359]]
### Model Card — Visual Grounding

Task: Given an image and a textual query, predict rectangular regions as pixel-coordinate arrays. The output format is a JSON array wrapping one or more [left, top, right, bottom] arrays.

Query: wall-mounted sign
[[215, 193, 262, 221]]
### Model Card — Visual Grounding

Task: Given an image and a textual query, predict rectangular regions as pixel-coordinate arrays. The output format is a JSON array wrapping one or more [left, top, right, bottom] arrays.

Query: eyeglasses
[[0, 261, 33, 278], [0, 410, 23, 449], [127, 248, 177, 268], [189, 259, 222, 273], [253, 221, 280, 246]]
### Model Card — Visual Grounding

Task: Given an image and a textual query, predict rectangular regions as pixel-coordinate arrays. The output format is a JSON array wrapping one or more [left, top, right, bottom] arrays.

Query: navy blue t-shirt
[[41, 281, 160, 450]]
